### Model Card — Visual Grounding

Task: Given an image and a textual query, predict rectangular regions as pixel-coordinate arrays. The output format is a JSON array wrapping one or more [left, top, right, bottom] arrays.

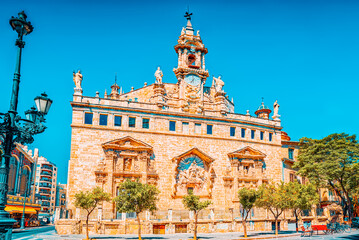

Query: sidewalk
[[39, 230, 302, 240], [34, 229, 359, 240], [13, 224, 54, 233]]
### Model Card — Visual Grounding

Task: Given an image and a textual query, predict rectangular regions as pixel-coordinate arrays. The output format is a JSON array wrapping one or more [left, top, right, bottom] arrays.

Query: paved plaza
[[11, 226, 359, 240]]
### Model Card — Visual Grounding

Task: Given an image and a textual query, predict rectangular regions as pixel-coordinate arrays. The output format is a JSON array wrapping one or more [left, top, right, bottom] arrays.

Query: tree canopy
[[114, 179, 160, 240], [293, 133, 359, 219], [114, 179, 160, 214], [74, 187, 111, 240], [238, 188, 259, 238], [256, 182, 289, 235], [183, 190, 211, 240], [284, 181, 319, 231]]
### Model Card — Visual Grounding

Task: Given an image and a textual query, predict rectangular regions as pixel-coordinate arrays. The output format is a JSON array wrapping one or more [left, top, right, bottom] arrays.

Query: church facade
[[60, 15, 330, 235]]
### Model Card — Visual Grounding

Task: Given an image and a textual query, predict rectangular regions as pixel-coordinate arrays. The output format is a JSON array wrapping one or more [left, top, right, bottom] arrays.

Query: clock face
[[185, 74, 201, 86]]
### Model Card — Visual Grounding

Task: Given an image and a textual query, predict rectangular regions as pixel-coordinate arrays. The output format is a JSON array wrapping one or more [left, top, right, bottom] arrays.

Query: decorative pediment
[[172, 147, 214, 164], [228, 146, 266, 160], [102, 136, 153, 153]]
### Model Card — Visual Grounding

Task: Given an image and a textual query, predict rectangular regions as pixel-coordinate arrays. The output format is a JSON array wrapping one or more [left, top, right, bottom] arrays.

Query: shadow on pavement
[[337, 234, 359, 239]]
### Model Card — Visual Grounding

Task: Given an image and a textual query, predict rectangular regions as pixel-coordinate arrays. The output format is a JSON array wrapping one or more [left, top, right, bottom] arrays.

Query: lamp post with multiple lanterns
[[0, 11, 53, 239]]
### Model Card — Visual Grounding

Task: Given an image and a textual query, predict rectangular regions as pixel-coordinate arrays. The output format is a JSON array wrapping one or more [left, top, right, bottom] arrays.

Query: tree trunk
[[242, 220, 247, 238], [136, 212, 142, 240], [86, 214, 89, 240], [275, 218, 278, 235], [194, 213, 198, 240], [294, 211, 298, 233]]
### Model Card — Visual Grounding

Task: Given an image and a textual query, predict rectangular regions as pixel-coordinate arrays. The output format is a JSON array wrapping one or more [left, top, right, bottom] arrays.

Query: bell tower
[[173, 12, 209, 113]]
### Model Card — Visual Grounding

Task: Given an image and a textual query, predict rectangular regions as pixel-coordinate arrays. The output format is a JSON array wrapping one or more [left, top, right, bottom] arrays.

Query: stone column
[[121, 213, 126, 221], [97, 206, 102, 221], [168, 209, 172, 222], [55, 207, 60, 221], [189, 211, 194, 220], [75, 207, 80, 220]]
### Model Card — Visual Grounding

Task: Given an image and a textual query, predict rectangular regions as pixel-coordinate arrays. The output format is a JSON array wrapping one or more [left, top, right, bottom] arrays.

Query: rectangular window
[[129, 117, 136, 128], [84, 112, 93, 125], [288, 148, 294, 160], [114, 116, 122, 127], [230, 127, 236, 137], [207, 125, 213, 135], [194, 123, 201, 134], [99, 114, 108, 126], [269, 133, 273, 142], [142, 118, 150, 129], [126, 212, 137, 218], [251, 130, 255, 139], [289, 173, 296, 182], [260, 131, 264, 140], [182, 122, 189, 134], [169, 121, 176, 131], [241, 128, 246, 138]]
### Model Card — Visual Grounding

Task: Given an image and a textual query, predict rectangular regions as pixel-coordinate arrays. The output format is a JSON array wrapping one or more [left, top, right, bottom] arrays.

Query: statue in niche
[[213, 76, 224, 92], [73, 70, 83, 89], [154, 67, 163, 84], [123, 159, 132, 171]]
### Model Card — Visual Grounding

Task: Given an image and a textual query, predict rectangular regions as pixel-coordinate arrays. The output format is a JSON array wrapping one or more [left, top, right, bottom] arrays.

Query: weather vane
[[184, 6, 192, 21]]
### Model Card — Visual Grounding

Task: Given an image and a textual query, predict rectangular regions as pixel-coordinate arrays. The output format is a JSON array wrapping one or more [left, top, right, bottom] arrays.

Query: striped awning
[[5, 206, 37, 214]]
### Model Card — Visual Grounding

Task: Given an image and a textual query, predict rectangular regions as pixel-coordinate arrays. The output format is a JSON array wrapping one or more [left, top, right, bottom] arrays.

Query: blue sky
[[1, 0, 358, 183]]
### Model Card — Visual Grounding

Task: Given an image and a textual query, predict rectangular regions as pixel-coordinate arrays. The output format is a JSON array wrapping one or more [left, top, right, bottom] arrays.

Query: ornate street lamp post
[[0, 11, 52, 239]]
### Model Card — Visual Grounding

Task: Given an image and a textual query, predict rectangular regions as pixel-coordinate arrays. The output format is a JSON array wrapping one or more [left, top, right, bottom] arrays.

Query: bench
[[312, 225, 329, 235], [301, 226, 313, 237]]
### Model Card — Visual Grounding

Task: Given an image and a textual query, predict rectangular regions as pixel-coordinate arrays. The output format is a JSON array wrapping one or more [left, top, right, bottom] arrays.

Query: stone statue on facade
[[273, 100, 280, 120], [196, 30, 200, 37], [154, 67, 163, 84], [213, 76, 224, 92], [73, 70, 83, 89]]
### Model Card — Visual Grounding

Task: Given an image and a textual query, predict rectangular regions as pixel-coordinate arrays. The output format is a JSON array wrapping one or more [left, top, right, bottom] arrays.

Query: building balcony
[[40, 171, 52, 177], [39, 191, 51, 195], [39, 184, 52, 189], [39, 178, 52, 183], [41, 165, 53, 171]]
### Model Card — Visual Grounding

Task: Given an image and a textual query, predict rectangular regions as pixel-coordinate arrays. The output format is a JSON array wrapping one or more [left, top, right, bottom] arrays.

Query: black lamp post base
[[0, 210, 16, 240]]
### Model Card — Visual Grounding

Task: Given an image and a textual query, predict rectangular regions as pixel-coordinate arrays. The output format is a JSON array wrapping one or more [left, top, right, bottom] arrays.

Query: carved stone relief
[[172, 149, 215, 198]]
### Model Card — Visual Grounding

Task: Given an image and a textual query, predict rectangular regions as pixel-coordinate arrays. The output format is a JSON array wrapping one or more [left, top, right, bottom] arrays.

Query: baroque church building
[[59, 15, 326, 235]]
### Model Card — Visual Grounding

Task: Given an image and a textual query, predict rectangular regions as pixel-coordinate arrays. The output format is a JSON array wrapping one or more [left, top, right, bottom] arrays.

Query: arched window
[[8, 156, 18, 195], [19, 166, 30, 196]]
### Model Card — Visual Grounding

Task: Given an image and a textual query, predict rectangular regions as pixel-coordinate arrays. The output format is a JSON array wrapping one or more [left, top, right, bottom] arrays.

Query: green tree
[[238, 188, 259, 238], [114, 179, 160, 240], [284, 181, 319, 232], [256, 182, 289, 235], [74, 187, 111, 240], [293, 133, 359, 220], [183, 190, 212, 240]]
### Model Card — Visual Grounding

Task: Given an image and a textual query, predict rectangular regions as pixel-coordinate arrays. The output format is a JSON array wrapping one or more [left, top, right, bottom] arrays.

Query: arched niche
[[172, 148, 215, 198]]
